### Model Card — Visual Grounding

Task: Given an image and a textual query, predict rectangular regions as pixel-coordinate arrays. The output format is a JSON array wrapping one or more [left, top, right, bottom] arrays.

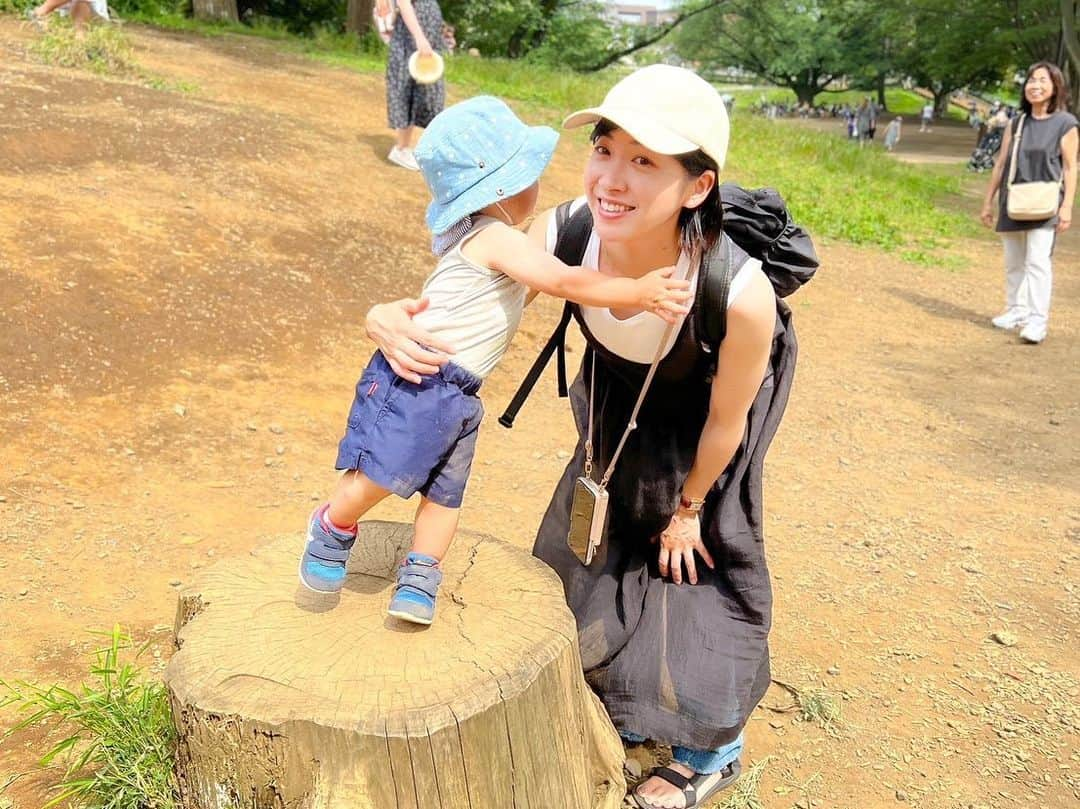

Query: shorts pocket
[[347, 367, 397, 429]]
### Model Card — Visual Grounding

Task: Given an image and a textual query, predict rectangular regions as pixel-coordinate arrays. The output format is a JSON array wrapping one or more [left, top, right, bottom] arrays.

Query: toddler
[[300, 96, 691, 624]]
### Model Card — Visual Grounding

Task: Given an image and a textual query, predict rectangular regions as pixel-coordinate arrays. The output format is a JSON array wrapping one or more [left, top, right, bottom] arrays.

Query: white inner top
[[413, 216, 528, 379], [546, 197, 761, 364]]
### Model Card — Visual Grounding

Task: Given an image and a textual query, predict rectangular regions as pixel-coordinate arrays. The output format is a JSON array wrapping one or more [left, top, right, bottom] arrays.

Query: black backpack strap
[[696, 235, 734, 355], [498, 202, 594, 428]]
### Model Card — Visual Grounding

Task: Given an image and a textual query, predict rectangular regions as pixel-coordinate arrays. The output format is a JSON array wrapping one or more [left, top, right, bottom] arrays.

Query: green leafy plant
[[794, 687, 843, 732], [0, 626, 177, 809]]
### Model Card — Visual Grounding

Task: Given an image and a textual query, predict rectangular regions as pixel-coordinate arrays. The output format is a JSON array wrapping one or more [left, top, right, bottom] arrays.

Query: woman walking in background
[[883, 116, 903, 152], [856, 98, 873, 147], [382, 0, 447, 171], [980, 61, 1077, 344]]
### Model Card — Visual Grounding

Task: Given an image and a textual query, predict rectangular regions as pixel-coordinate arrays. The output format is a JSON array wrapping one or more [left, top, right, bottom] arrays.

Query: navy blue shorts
[[335, 351, 483, 508]]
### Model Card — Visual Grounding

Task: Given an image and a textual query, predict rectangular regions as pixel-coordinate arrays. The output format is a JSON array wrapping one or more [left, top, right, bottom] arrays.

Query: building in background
[[606, 1, 679, 26]]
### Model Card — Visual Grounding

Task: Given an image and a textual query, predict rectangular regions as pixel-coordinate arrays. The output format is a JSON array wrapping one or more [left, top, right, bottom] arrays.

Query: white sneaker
[[1019, 322, 1046, 344], [388, 146, 420, 171], [991, 310, 1027, 330]]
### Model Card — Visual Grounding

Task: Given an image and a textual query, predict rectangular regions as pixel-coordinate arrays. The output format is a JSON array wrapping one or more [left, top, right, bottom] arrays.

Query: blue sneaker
[[387, 553, 442, 625], [298, 506, 356, 593]]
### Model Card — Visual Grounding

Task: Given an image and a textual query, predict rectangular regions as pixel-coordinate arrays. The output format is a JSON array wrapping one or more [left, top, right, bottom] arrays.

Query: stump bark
[[165, 521, 625, 809]]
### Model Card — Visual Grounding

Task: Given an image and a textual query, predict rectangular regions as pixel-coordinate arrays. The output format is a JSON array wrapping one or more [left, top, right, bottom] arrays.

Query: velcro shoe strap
[[307, 543, 352, 563], [397, 564, 442, 599]]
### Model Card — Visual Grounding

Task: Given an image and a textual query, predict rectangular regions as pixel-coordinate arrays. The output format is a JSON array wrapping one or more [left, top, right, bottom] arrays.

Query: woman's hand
[[1057, 206, 1072, 234], [365, 298, 454, 383], [637, 267, 693, 324], [979, 203, 995, 228], [416, 34, 435, 58], [655, 509, 715, 585]]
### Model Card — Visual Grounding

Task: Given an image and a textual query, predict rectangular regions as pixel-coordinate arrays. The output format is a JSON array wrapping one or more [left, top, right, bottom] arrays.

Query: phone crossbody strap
[[585, 319, 677, 488]]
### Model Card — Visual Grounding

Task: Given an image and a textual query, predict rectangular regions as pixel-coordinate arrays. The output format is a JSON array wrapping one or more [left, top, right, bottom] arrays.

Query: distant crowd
[[752, 93, 1029, 168]]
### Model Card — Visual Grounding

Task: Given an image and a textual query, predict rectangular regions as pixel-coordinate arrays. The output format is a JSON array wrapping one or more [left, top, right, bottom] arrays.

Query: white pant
[[1000, 227, 1055, 328]]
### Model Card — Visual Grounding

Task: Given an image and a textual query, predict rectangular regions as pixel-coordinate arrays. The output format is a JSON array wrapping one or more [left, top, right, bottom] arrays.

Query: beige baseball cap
[[563, 64, 730, 170]]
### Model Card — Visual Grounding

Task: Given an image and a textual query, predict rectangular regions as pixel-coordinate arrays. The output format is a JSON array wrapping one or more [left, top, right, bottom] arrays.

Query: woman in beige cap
[[367, 65, 804, 809]]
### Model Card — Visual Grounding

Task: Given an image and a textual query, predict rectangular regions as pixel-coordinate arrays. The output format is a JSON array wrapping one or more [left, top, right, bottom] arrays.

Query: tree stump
[[165, 521, 626, 809]]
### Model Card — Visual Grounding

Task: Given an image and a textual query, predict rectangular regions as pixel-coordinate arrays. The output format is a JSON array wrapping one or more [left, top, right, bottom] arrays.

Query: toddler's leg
[[300, 471, 391, 594], [387, 497, 458, 625], [329, 470, 392, 528], [411, 496, 460, 561]]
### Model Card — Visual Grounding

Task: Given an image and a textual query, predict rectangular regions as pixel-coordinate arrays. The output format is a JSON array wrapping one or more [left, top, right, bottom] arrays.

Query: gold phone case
[[568, 476, 609, 566]]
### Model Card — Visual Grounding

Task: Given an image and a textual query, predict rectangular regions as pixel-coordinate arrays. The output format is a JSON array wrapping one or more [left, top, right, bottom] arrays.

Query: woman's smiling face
[[584, 126, 711, 247], [1024, 67, 1054, 108]]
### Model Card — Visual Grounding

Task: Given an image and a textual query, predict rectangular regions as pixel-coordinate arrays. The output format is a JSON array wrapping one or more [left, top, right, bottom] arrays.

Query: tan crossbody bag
[[1005, 114, 1062, 221]]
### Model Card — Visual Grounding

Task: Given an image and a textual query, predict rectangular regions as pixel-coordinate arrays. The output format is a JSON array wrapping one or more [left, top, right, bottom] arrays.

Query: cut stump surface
[[165, 520, 625, 809]]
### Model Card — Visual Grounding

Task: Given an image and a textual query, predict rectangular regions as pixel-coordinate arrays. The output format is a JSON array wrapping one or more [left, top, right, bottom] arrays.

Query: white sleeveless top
[[546, 198, 763, 364], [413, 217, 528, 379]]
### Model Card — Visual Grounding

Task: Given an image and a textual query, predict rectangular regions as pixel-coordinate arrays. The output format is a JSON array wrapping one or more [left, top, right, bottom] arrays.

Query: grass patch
[[793, 687, 843, 734], [29, 20, 138, 76], [715, 756, 771, 809], [143, 75, 199, 93], [0, 626, 176, 809], [26, 19, 201, 93], [724, 114, 981, 263], [443, 55, 620, 122], [732, 86, 968, 122]]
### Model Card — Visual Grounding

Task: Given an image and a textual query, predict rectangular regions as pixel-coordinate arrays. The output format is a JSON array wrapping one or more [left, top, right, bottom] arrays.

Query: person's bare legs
[[69, 0, 91, 38], [33, 0, 70, 16], [411, 496, 459, 561], [326, 469, 392, 529]]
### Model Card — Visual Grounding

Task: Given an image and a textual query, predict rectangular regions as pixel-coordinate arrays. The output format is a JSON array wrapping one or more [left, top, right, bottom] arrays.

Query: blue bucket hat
[[415, 96, 559, 234]]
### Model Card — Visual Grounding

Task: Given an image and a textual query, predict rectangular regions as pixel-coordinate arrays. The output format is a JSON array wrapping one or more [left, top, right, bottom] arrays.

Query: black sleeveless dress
[[532, 245, 798, 751]]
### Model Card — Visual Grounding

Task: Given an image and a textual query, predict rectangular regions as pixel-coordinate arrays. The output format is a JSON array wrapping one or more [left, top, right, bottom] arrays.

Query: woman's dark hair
[[1021, 61, 1071, 115], [590, 119, 723, 257]]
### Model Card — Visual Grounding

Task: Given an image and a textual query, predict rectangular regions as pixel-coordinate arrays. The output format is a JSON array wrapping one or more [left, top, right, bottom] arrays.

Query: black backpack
[[498, 185, 819, 428]]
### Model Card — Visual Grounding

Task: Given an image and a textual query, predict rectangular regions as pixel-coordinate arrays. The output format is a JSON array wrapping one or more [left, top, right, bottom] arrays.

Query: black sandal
[[631, 761, 741, 809]]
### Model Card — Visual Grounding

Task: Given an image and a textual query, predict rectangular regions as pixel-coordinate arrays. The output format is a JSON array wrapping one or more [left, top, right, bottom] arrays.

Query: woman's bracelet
[[678, 494, 706, 514]]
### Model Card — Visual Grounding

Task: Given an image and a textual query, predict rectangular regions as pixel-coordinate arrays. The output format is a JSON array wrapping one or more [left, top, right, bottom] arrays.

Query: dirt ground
[[1, 18, 1078, 809]]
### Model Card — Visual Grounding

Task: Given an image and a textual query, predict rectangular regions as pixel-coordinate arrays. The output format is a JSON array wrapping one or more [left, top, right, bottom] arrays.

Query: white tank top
[[546, 198, 763, 364], [413, 217, 528, 379]]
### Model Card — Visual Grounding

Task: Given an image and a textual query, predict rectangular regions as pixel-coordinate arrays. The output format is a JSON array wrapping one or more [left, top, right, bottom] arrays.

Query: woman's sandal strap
[[634, 762, 741, 809], [650, 766, 692, 791], [687, 760, 742, 802]]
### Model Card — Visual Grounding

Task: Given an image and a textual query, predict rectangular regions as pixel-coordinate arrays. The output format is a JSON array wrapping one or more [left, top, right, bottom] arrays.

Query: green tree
[[676, 0, 872, 105], [1064, 0, 1080, 108], [994, 0, 1080, 111], [440, 0, 574, 58], [895, 0, 1015, 115]]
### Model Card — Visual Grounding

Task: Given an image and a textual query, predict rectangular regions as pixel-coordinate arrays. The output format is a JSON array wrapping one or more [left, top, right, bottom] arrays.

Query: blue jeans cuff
[[670, 732, 744, 775]]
